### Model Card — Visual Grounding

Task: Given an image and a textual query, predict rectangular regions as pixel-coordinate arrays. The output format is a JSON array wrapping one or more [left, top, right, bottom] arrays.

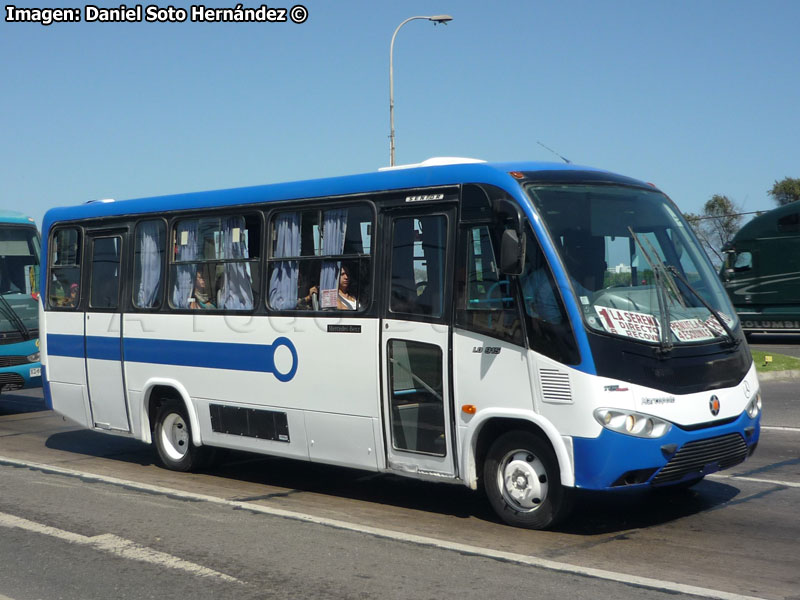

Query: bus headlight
[[26, 352, 40, 363], [594, 408, 672, 438], [746, 391, 762, 419]]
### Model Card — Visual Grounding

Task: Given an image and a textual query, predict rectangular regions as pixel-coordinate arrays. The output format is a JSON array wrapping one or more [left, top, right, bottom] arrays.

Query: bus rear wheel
[[154, 400, 206, 472], [483, 431, 571, 529]]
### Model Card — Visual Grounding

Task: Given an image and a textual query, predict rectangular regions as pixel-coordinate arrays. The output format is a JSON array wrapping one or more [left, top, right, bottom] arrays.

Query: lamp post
[[389, 14, 453, 167]]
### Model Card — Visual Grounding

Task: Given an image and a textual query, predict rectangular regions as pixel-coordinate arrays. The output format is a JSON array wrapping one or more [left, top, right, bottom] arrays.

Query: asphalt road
[[0, 379, 797, 600]]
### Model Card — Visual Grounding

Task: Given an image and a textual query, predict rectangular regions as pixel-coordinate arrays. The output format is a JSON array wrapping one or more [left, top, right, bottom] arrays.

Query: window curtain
[[171, 220, 199, 308], [219, 216, 254, 310], [268, 213, 300, 309], [319, 209, 348, 307], [136, 221, 163, 308]]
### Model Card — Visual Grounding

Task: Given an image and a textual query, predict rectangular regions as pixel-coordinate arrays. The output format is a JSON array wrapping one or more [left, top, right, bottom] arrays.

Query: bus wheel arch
[[473, 418, 574, 529], [143, 381, 201, 448]]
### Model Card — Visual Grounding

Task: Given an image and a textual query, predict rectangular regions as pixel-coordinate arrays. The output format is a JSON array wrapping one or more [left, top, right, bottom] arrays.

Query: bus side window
[[389, 216, 447, 318], [169, 215, 260, 311], [518, 231, 580, 365], [133, 220, 166, 309], [89, 237, 121, 309], [455, 225, 524, 345], [267, 205, 372, 312], [48, 228, 82, 309]]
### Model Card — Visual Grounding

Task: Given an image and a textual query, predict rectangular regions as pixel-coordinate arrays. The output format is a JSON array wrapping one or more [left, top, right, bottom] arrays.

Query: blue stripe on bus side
[[87, 336, 122, 361], [123, 337, 297, 381], [47, 334, 298, 382], [46, 334, 85, 358]]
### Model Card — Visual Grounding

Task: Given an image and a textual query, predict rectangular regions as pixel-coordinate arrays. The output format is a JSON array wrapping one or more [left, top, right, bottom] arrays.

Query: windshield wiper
[[629, 227, 738, 350], [0, 294, 31, 340], [639, 232, 737, 347], [628, 228, 676, 354], [664, 265, 739, 348]]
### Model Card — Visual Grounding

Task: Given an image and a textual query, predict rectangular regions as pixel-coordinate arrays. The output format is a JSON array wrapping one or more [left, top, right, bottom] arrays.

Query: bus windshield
[[0, 225, 40, 337], [524, 183, 737, 348]]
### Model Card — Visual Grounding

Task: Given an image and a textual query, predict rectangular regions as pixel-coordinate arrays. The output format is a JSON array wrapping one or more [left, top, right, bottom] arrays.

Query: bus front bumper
[[571, 411, 760, 490], [0, 362, 42, 392]]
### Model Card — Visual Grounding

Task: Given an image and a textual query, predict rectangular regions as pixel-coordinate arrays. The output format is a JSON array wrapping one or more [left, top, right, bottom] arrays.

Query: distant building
[[609, 263, 632, 274]]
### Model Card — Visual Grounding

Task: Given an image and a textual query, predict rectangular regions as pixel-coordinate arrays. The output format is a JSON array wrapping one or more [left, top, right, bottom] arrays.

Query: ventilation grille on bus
[[0, 356, 28, 368], [539, 368, 572, 404], [209, 404, 290, 443], [651, 433, 748, 485]]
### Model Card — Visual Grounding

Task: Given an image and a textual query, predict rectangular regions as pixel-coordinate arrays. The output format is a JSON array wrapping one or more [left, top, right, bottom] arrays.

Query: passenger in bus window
[[296, 263, 360, 311], [336, 262, 359, 310], [63, 282, 79, 307], [298, 283, 319, 310], [189, 268, 216, 310]]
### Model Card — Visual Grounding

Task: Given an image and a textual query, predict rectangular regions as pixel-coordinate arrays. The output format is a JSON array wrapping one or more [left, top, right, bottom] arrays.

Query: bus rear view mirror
[[500, 229, 525, 275]]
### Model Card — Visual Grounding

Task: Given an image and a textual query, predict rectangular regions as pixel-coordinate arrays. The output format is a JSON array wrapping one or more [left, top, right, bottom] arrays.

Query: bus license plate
[[30, 367, 41, 377]]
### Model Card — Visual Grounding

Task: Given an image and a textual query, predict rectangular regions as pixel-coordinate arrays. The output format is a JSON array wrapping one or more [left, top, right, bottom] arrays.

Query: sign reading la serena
[[595, 306, 660, 342], [594, 306, 720, 343]]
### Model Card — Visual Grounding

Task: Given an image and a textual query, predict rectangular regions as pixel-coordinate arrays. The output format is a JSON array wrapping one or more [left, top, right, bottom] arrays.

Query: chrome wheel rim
[[497, 449, 548, 512], [160, 412, 189, 462]]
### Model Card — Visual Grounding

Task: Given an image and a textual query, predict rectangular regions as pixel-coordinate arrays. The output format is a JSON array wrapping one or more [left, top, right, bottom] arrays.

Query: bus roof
[[40, 160, 648, 232], [0, 210, 37, 226]]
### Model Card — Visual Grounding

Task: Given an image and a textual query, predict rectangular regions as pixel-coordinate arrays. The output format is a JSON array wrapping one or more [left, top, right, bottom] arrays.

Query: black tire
[[153, 400, 207, 472], [483, 431, 572, 529]]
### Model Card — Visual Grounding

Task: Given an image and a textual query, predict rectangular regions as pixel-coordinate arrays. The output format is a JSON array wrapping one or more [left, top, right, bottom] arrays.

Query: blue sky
[[2, 0, 798, 228]]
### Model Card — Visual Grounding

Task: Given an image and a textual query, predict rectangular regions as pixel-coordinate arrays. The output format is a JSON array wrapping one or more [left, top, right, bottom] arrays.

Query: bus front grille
[[0, 373, 25, 391], [652, 433, 748, 485], [0, 356, 28, 368]]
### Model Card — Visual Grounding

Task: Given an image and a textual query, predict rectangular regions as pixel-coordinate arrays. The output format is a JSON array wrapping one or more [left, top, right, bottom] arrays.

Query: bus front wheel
[[483, 431, 571, 529], [154, 400, 205, 472]]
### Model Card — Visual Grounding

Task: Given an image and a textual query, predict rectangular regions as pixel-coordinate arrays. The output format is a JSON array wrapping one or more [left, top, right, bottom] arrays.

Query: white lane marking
[[0, 456, 766, 600], [761, 425, 800, 432], [708, 473, 800, 488], [0, 595, 17, 600], [0, 510, 240, 584]]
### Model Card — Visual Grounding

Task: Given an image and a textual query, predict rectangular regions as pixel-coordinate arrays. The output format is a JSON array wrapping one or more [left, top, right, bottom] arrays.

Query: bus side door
[[381, 206, 457, 479], [85, 230, 130, 432]]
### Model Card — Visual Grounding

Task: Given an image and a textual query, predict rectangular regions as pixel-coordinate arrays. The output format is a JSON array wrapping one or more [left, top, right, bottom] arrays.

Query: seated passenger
[[298, 263, 360, 311], [336, 263, 359, 310], [189, 269, 215, 309], [298, 283, 319, 310], [62, 282, 79, 307]]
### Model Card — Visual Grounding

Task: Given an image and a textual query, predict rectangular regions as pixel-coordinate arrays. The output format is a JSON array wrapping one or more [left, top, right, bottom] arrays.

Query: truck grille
[[652, 433, 748, 485]]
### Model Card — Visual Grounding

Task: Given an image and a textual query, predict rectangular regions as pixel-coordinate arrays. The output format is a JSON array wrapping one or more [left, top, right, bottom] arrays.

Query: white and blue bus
[[40, 159, 761, 529], [0, 211, 42, 393]]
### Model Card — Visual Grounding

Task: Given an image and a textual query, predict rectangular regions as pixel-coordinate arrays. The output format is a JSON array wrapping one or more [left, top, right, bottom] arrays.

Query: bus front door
[[84, 231, 130, 432], [381, 208, 457, 479]]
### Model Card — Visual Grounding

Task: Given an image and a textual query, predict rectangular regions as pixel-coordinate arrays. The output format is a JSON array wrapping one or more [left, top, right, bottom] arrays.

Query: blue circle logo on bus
[[269, 337, 298, 382], [709, 395, 721, 416]]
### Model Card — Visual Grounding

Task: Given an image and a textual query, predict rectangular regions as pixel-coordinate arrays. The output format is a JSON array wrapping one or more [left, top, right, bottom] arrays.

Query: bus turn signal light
[[462, 404, 477, 415]]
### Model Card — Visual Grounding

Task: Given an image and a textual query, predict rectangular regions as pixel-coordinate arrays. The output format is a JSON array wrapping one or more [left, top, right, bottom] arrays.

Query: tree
[[768, 177, 800, 206], [684, 195, 743, 268]]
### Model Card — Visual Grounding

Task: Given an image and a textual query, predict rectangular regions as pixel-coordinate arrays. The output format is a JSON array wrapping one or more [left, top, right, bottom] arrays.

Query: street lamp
[[389, 14, 453, 166]]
